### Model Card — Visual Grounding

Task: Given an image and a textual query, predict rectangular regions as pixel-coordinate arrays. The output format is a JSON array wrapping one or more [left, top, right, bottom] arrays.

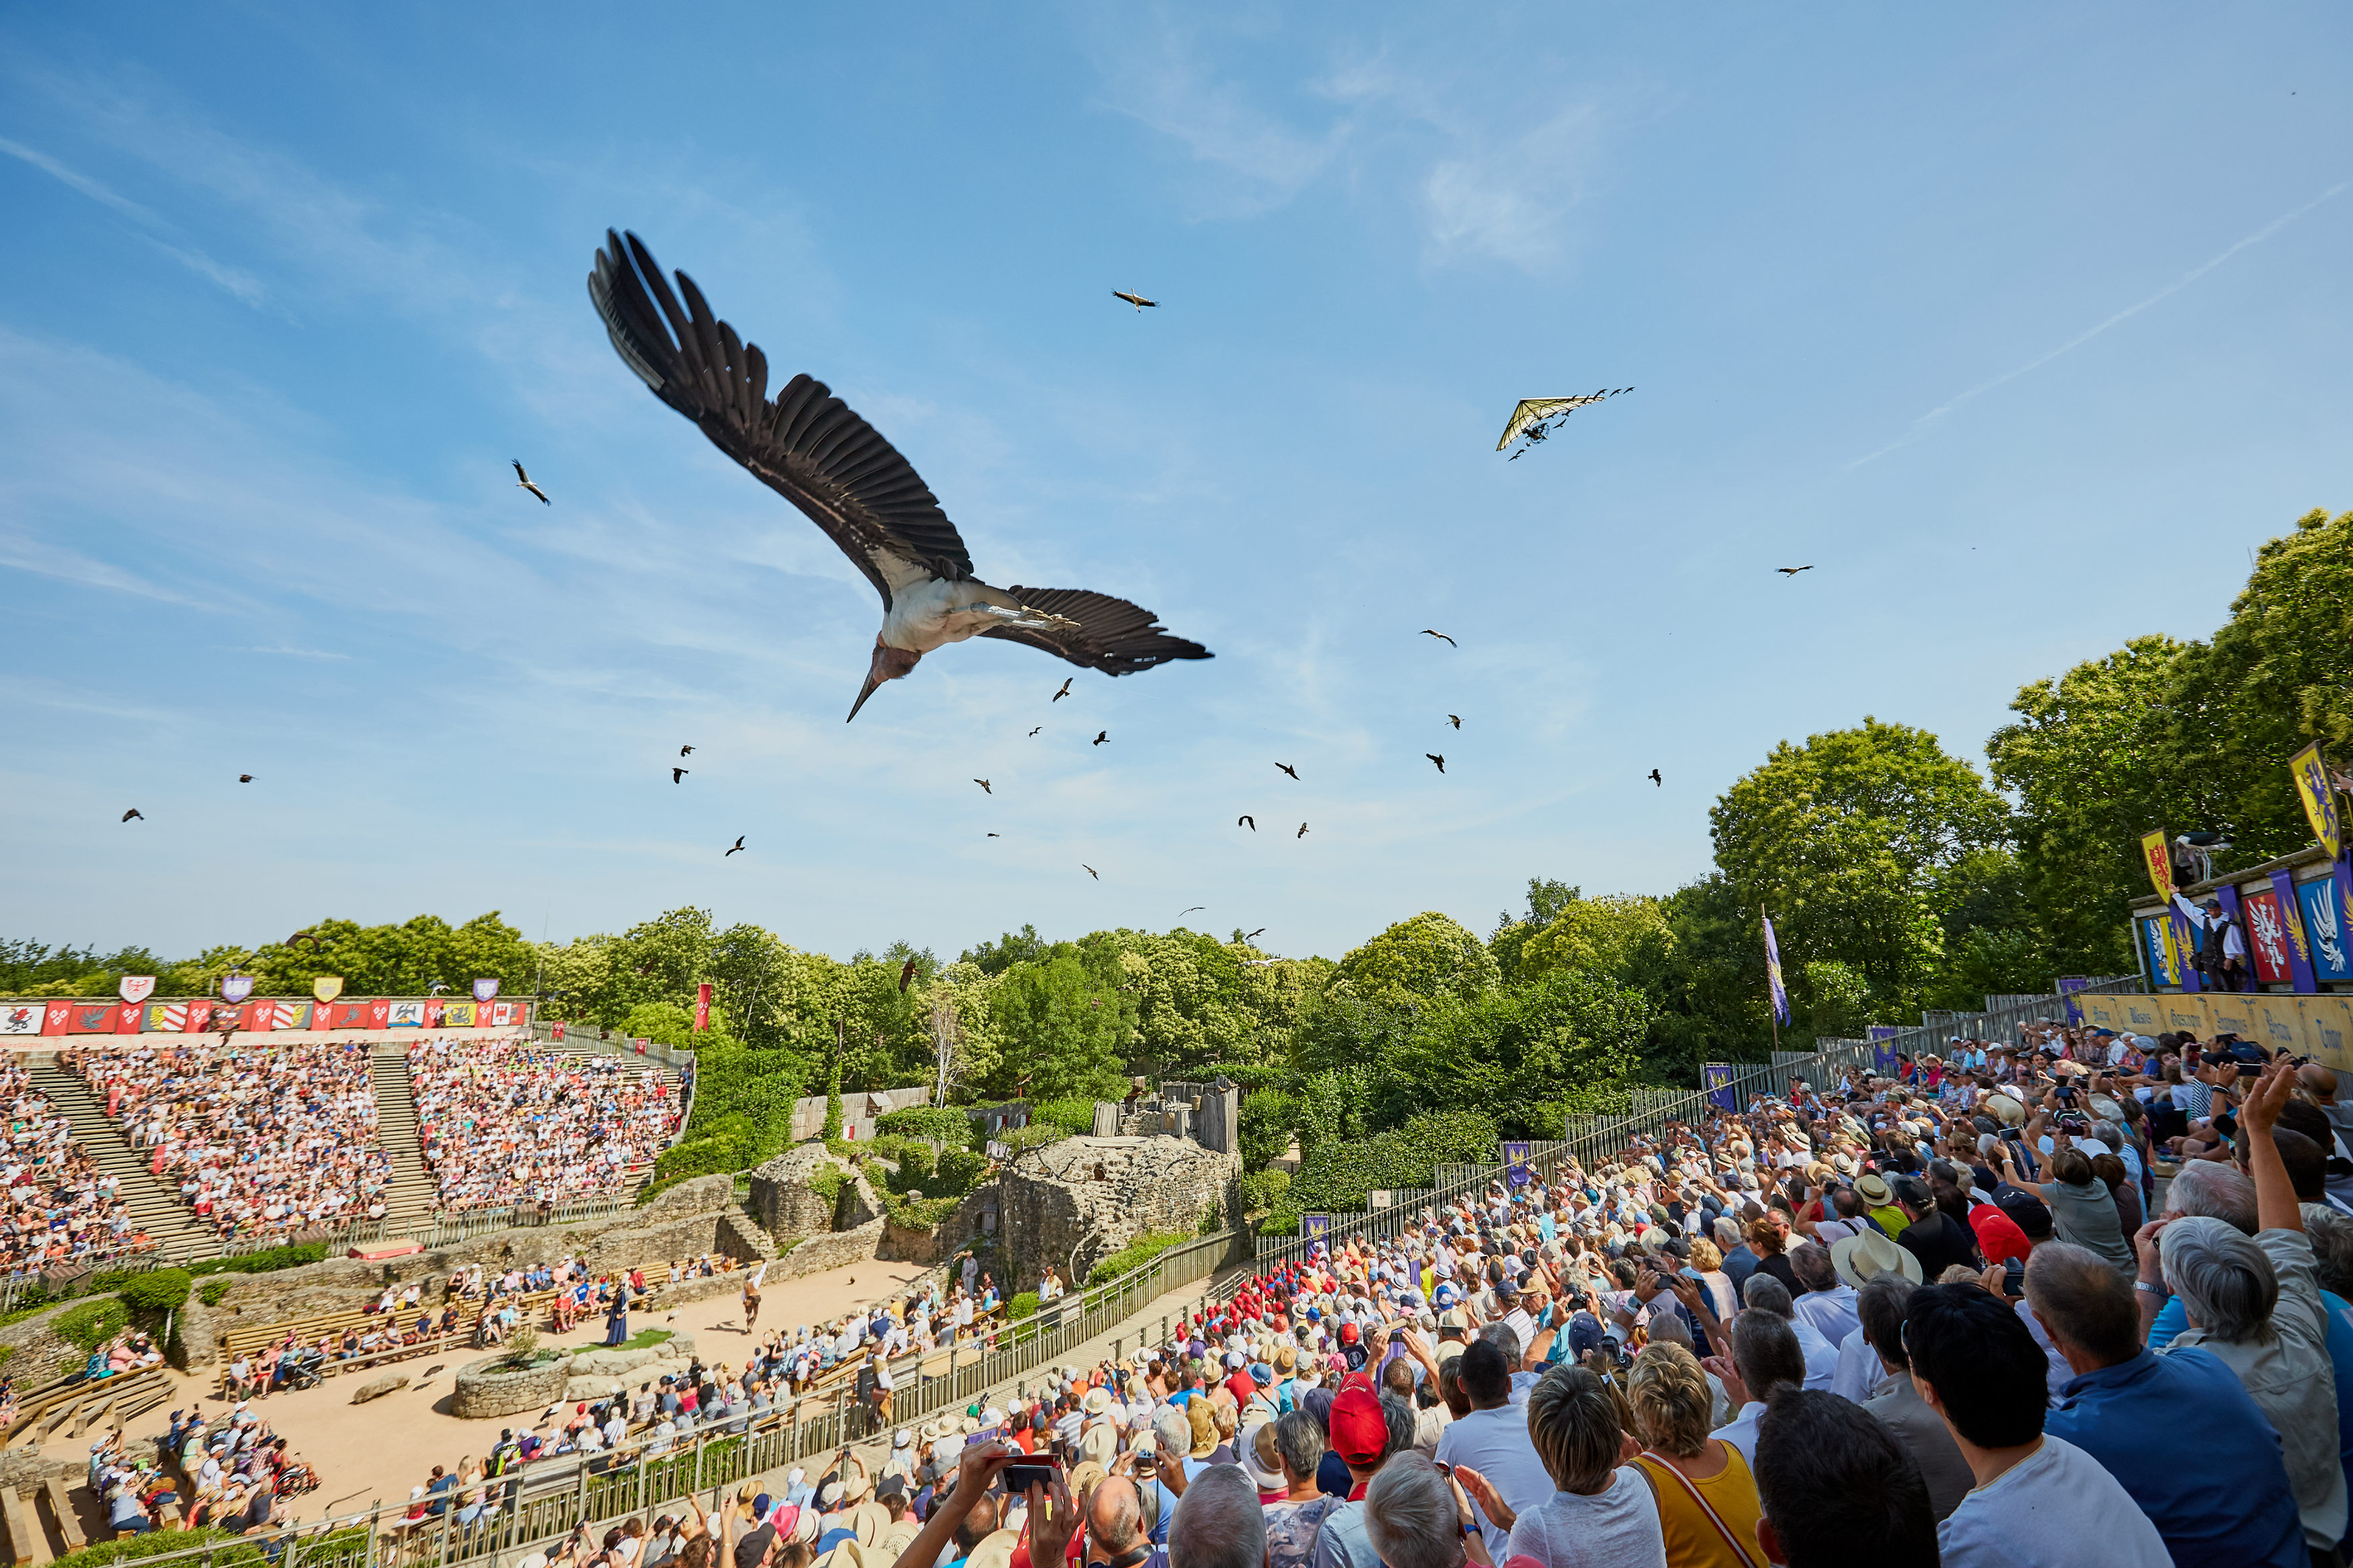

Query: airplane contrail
[[1851, 179, 2350, 469]]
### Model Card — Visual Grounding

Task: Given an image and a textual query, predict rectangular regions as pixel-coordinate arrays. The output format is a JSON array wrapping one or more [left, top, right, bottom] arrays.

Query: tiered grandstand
[[0, 1033, 684, 1268]]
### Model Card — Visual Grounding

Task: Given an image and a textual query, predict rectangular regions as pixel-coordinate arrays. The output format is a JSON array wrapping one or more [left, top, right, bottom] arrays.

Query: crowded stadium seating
[[407, 1040, 682, 1210]]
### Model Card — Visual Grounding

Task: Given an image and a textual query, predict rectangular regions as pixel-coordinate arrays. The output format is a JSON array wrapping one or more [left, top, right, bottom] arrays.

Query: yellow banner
[[2206, 993, 2258, 1042], [2141, 830, 2176, 900], [2246, 995, 2311, 1057], [2163, 994, 2213, 1036], [2305, 997, 2353, 1073], [311, 975, 344, 1003], [2291, 741, 2343, 862], [2116, 994, 2163, 1034], [2075, 993, 2124, 1032]]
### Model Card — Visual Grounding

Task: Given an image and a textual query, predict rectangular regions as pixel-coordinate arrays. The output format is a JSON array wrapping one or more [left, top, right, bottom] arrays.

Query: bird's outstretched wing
[[1495, 394, 1611, 451], [590, 230, 972, 608], [980, 588, 1211, 675]]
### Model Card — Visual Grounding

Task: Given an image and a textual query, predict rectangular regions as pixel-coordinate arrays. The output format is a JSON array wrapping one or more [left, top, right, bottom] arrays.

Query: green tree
[[985, 945, 1133, 1103], [1364, 970, 1648, 1137], [961, 924, 1049, 976], [1336, 913, 1499, 1007], [1712, 719, 2007, 1018], [1515, 894, 1675, 986]]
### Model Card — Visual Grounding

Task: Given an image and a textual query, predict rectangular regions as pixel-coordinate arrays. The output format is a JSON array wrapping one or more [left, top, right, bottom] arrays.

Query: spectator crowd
[[0, 1059, 151, 1275], [67, 1040, 389, 1240], [803, 1022, 2353, 1568], [408, 1042, 680, 1212]]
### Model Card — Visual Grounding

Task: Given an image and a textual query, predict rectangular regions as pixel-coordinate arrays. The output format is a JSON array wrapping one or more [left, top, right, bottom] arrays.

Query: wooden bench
[[0, 1364, 169, 1452]]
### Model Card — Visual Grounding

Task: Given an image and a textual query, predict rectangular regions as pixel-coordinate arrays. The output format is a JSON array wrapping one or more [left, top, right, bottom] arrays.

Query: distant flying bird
[[1179, 907, 1204, 918], [238, 774, 253, 782], [1421, 630, 1455, 647], [1244, 928, 1266, 940], [1029, 727, 1041, 737], [590, 231, 1211, 723], [512, 460, 551, 504], [1083, 865, 1099, 880], [1427, 754, 1445, 774], [1497, 390, 1630, 456], [1238, 815, 1254, 831], [1053, 679, 1072, 702], [1093, 731, 1108, 745], [1777, 566, 1813, 577], [1275, 763, 1299, 780], [1648, 769, 1662, 786], [1296, 823, 1308, 838], [1446, 716, 1460, 730], [898, 958, 918, 994], [286, 930, 319, 950], [987, 832, 1000, 837], [973, 779, 992, 794], [680, 745, 694, 755], [120, 809, 143, 822], [725, 835, 746, 856], [672, 768, 688, 783], [1112, 290, 1158, 311]]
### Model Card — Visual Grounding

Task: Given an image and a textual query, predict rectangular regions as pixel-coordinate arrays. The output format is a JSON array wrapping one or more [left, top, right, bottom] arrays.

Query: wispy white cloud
[[0, 134, 266, 304], [1852, 179, 2353, 468], [235, 645, 352, 661], [0, 530, 210, 606]]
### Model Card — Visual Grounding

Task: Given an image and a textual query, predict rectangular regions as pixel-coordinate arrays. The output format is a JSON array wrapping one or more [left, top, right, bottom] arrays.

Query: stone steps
[[369, 1046, 440, 1227], [29, 1054, 216, 1263]]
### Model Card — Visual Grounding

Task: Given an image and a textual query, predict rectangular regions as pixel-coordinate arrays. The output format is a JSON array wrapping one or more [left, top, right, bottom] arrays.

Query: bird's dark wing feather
[[979, 588, 1212, 675], [590, 230, 971, 607]]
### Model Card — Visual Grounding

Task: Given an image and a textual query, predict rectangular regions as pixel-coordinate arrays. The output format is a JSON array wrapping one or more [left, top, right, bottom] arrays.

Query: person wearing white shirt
[[1712, 1310, 1807, 1468], [1787, 1245, 1859, 1352]]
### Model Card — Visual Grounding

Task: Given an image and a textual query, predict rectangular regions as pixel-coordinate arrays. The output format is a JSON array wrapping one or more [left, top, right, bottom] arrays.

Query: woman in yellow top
[[1626, 1342, 1765, 1568]]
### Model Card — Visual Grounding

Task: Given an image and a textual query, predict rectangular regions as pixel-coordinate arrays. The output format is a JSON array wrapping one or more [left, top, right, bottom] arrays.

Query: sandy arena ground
[[151, 1257, 939, 1518]]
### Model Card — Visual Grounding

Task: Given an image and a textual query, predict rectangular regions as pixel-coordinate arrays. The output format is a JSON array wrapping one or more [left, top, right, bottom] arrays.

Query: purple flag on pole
[[1763, 911, 1789, 1024]]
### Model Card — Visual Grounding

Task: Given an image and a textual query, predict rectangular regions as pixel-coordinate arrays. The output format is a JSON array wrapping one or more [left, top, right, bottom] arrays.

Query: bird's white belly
[[881, 578, 1013, 654]]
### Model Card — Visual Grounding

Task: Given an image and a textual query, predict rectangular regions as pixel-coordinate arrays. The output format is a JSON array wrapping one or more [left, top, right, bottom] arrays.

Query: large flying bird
[[590, 231, 1212, 720]]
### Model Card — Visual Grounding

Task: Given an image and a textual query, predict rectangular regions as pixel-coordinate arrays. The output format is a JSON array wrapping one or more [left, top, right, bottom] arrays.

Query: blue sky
[[3, 3, 2347, 964]]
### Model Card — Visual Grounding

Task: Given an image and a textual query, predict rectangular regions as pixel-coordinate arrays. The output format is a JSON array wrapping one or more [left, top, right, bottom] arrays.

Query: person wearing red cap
[[1310, 1379, 1399, 1568]]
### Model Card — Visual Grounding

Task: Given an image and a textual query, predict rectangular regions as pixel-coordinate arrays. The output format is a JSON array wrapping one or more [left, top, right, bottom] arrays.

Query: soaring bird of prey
[[1648, 768, 1662, 786], [680, 745, 694, 755], [1447, 716, 1460, 730], [1112, 290, 1158, 311], [988, 832, 1000, 837], [1179, 907, 1205, 918], [238, 774, 253, 782], [1238, 815, 1254, 831], [898, 958, 918, 994], [1052, 679, 1072, 702], [973, 779, 992, 794], [120, 809, 143, 822], [1083, 865, 1099, 880], [1421, 630, 1456, 647], [1244, 927, 1266, 940], [591, 231, 1211, 721], [1296, 823, 1309, 838], [1093, 731, 1108, 746], [725, 836, 746, 856], [1497, 390, 1630, 458], [672, 768, 688, 783], [1275, 763, 1299, 780], [1778, 565, 1814, 577], [286, 930, 320, 950], [1427, 754, 1445, 774], [1029, 727, 1042, 737], [512, 460, 551, 504]]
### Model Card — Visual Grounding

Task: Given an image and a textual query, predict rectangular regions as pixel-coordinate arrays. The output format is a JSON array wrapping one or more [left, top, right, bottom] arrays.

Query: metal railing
[[213, 1192, 658, 1260], [529, 1019, 699, 1075]]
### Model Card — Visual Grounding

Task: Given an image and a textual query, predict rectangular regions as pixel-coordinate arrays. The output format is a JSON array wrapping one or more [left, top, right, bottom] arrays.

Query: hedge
[[1085, 1230, 1191, 1287], [1268, 1108, 1498, 1233], [43, 1527, 270, 1568], [1033, 1098, 1097, 1137], [118, 1268, 192, 1315], [875, 1107, 974, 1148], [1006, 1291, 1039, 1322], [186, 1242, 329, 1277]]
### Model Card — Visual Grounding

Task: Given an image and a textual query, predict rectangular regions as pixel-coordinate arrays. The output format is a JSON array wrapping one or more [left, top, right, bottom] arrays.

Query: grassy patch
[[1085, 1231, 1191, 1287]]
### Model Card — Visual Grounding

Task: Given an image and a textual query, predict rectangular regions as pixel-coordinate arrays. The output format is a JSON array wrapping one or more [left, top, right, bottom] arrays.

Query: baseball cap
[[1328, 1387, 1387, 1467]]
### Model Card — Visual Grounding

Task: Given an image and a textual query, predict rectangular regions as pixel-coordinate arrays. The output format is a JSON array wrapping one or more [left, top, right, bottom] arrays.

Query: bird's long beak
[[846, 667, 886, 723]]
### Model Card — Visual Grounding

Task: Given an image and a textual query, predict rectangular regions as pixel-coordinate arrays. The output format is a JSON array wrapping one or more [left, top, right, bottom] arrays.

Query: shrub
[[118, 1269, 192, 1315], [881, 1190, 959, 1231], [875, 1107, 974, 1148], [804, 1165, 848, 1206], [1238, 1169, 1291, 1216], [53, 1296, 128, 1355], [1002, 1122, 1070, 1155], [1006, 1292, 1039, 1322], [822, 1059, 844, 1141], [1033, 1098, 1097, 1137], [1239, 1089, 1299, 1169], [1086, 1231, 1191, 1286], [199, 1282, 232, 1308], [45, 1527, 266, 1568], [186, 1242, 328, 1277], [934, 1147, 986, 1195], [1285, 1108, 1497, 1216]]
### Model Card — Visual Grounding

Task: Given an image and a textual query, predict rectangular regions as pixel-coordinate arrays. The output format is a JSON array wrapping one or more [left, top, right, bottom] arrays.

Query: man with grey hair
[[1171, 1466, 1265, 1568], [1741, 1273, 1837, 1391], [1713, 1307, 1805, 1467], [2145, 1065, 2347, 1557], [1361, 1452, 1474, 1568]]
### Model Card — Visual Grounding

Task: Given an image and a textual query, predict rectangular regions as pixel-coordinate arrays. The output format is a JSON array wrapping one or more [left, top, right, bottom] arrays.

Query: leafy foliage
[[1279, 1108, 1498, 1221], [185, 1242, 327, 1276], [1086, 1230, 1193, 1286], [875, 1107, 975, 1148], [1337, 913, 1500, 1007], [53, 1296, 129, 1354], [116, 1269, 191, 1315], [1006, 1290, 1039, 1321]]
